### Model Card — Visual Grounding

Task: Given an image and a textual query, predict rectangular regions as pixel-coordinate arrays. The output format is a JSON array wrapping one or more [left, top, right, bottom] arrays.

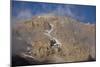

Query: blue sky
[[12, 1, 96, 24]]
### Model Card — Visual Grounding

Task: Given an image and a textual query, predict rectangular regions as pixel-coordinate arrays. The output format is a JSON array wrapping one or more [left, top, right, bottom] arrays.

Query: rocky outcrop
[[12, 15, 96, 66]]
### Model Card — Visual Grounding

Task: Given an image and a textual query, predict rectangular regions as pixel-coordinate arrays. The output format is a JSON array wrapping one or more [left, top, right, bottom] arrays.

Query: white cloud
[[12, 9, 33, 23], [52, 5, 74, 17], [16, 9, 32, 20]]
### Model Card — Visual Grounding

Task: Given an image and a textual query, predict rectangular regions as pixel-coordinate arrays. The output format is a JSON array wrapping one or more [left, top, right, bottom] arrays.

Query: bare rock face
[[12, 15, 96, 65]]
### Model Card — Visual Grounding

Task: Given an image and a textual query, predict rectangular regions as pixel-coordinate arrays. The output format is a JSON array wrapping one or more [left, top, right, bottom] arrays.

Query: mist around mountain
[[11, 14, 96, 66], [12, 1, 96, 24]]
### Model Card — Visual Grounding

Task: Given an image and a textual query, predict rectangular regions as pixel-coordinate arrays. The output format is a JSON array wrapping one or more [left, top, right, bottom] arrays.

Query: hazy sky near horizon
[[12, 1, 96, 24]]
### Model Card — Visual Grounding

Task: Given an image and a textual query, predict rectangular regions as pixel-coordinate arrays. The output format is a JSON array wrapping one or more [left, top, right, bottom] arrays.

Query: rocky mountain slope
[[12, 15, 96, 66]]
